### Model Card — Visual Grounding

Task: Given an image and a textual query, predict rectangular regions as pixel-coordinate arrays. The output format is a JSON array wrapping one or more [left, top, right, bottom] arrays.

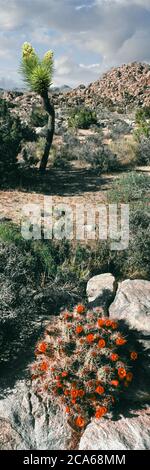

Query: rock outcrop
[[109, 279, 150, 348], [79, 408, 150, 450], [66, 62, 150, 109], [87, 273, 116, 310]]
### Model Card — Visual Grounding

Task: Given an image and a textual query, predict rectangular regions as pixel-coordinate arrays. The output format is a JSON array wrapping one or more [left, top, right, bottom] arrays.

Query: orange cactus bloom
[[76, 325, 83, 334], [126, 372, 133, 382], [97, 318, 105, 328], [116, 337, 127, 346], [86, 333, 95, 343], [110, 353, 119, 362], [111, 380, 119, 387], [64, 389, 70, 396], [71, 399, 76, 405], [98, 339, 106, 348], [78, 390, 85, 398], [75, 416, 85, 428], [111, 322, 118, 330], [37, 342, 47, 353], [130, 351, 138, 360], [71, 389, 78, 399], [95, 406, 108, 419], [95, 385, 105, 395], [118, 367, 127, 379], [65, 406, 70, 414], [40, 361, 48, 371], [62, 371, 68, 377], [105, 320, 112, 327], [76, 305, 85, 314]]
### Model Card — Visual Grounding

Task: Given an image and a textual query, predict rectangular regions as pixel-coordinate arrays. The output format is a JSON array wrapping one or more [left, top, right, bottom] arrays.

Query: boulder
[[109, 279, 150, 337], [0, 419, 24, 450], [109, 279, 150, 403], [87, 273, 116, 311], [79, 408, 150, 450]]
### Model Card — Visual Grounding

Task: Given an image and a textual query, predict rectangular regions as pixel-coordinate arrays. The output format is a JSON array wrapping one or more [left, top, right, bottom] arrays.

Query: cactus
[[20, 42, 55, 171], [31, 304, 138, 432]]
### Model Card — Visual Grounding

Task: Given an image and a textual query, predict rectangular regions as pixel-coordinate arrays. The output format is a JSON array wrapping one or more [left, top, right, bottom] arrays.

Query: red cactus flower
[[110, 353, 119, 362], [98, 339, 106, 348], [111, 380, 119, 387], [95, 406, 108, 419], [118, 367, 127, 379], [75, 416, 85, 428], [97, 319, 105, 328], [76, 325, 83, 334], [62, 371, 68, 377], [116, 337, 127, 346], [95, 385, 105, 395], [40, 361, 48, 371], [86, 333, 95, 343], [37, 342, 47, 353], [130, 351, 138, 360], [76, 305, 85, 314], [126, 372, 133, 382]]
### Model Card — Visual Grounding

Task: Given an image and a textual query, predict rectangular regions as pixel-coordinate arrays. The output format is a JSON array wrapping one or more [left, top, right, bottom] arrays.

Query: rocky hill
[[1, 62, 150, 133], [65, 62, 150, 109]]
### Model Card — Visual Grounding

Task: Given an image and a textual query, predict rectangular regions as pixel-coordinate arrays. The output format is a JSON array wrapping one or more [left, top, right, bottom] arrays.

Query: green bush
[[0, 99, 23, 175], [30, 106, 47, 127], [135, 107, 150, 125], [0, 98, 36, 179], [68, 107, 97, 129], [108, 172, 150, 203]]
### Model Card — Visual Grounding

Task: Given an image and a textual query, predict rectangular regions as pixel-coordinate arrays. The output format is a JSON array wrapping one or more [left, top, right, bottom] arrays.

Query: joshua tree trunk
[[39, 91, 55, 171]]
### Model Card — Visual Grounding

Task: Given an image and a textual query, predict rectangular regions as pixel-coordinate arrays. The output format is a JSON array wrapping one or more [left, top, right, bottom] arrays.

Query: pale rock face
[[109, 279, 150, 403], [109, 279, 150, 335], [86, 273, 116, 310], [0, 380, 71, 450], [79, 408, 150, 451], [0, 419, 24, 450]]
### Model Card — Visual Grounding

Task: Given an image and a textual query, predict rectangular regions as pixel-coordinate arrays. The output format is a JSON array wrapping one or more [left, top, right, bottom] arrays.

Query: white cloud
[[0, 0, 149, 87]]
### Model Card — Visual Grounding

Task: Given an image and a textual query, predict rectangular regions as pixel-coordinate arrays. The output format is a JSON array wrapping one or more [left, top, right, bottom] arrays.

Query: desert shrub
[[73, 135, 120, 172], [31, 305, 138, 430], [30, 106, 47, 127], [110, 138, 137, 168], [21, 138, 45, 167], [108, 172, 150, 203], [0, 98, 36, 180], [68, 107, 97, 129], [135, 136, 150, 165], [135, 107, 150, 125], [0, 99, 23, 175]]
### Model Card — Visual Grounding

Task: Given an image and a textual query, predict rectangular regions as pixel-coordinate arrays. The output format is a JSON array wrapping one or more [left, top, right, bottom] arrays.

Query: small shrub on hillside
[[74, 135, 120, 172], [108, 172, 150, 203], [135, 107, 150, 125], [68, 107, 97, 129], [30, 106, 47, 128], [135, 136, 150, 166], [31, 305, 138, 430], [0, 99, 23, 175], [110, 138, 137, 168]]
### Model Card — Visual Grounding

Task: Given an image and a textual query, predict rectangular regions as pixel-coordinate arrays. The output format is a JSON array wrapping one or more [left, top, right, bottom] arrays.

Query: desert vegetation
[[0, 57, 150, 450]]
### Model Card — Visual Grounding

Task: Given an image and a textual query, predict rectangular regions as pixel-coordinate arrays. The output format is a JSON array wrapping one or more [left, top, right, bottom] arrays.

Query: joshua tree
[[20, 42, 55, 171]]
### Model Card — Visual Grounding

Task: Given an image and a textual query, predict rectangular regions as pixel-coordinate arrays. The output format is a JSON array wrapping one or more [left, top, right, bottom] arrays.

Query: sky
[[0, 0, 150, 89]]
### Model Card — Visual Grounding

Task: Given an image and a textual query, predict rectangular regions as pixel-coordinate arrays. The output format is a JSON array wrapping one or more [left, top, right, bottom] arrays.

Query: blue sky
[[0, 0, 150, 89]]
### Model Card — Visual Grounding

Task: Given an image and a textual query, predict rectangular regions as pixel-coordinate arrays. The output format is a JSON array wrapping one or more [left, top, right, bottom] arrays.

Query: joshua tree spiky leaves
[[20, 42, 55, 171]]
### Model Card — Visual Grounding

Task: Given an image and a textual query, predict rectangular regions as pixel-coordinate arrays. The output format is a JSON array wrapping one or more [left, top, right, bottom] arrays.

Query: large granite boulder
[[109, 279, 150, 403], [87, 273, 116, 311], [79, 408, 150, 450], [0, 419, 24, 450], [109, 279, 150, 340]]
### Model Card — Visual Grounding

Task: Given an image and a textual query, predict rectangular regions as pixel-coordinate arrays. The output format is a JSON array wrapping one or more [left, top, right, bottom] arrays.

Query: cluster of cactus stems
[[31, 305, 138, 431]]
